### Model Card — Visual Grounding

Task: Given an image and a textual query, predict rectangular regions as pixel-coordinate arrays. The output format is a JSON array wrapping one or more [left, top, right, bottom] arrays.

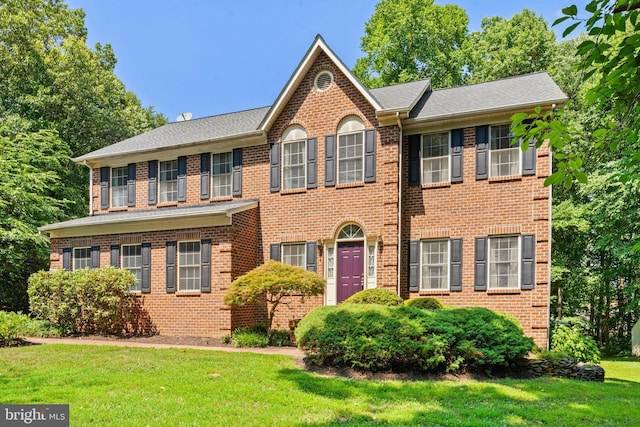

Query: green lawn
[[1, 345, 638, 426]]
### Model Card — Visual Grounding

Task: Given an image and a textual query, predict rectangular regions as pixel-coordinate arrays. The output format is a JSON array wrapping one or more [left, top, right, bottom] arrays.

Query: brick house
[[40, 35, 566, 348]]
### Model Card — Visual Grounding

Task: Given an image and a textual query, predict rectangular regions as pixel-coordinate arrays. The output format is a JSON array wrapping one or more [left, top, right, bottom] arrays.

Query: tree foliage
[[224, 261, 325, 330]]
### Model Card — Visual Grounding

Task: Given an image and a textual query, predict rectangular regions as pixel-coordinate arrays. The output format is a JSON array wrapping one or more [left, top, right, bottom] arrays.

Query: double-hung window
[[122, 244, 142, 291], [282, 125, 306, 190], [337, 116, 365, 184], [73, 247, 91, 270], [110, 166, 128, 207], [212, 152, 232, 197], [282, 243, 306, 268], [178, 241, 201, 291], [421, 240, 449, 290], [159, 160, 178, 203], [490, 124, 520, 177], [422, 132, 450, 184], [488, 236, 519, 289]]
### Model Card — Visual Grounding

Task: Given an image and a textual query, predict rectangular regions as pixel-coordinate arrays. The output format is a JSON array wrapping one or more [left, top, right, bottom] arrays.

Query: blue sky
[[66, 0, 587, 122]]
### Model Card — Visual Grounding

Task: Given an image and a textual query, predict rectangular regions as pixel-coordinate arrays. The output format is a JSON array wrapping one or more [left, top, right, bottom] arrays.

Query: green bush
[[404, 297, 444, 310], [0, 311, 28, 346], [268, 329, 291, 347], [551, 322, 601, 363], [342, 288, 403, 306], [231, 328, 268, 348], [296, 304, 534, 373], [28, 267, 140, 335]]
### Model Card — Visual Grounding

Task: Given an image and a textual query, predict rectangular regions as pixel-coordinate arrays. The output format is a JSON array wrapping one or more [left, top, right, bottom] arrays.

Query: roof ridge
[[170, 105, 272, 124], [370, 78, 432, 90], [431, 72, 550, 92]]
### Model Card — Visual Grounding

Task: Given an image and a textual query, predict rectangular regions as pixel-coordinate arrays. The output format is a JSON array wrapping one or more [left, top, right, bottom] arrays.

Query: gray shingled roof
[[369, 79, 431, 112], [410, 72, 567, 121], [74, 107, 270, 162], [39, 200, 258, 232]]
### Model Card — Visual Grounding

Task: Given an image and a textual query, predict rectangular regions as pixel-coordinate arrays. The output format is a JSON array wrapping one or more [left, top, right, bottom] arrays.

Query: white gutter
[[396, 112, 403, 297], [83, 160, 93, 216]]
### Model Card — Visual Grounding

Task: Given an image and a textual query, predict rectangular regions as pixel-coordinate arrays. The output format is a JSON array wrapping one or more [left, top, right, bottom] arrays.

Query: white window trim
[[211, 151, 233, 198], [419, 239, 450, 291], [421, 132, 451, 184], [158, 159, 178, 203], [337, 130, 365, 185], [489, 124, 522, 178], [72, 246, 91, 271], [110, 166, 128, 208], [487, 235, 521, 290], [121, 244, 142, 291], [282, 139, 307, 190], [281, 242, 306, 268], [177, 240, 201, 292]]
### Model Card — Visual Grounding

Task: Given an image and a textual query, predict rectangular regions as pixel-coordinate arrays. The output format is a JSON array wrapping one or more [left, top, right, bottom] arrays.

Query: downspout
[[396, 112, 403, 297], [83, 160, 93, 216]]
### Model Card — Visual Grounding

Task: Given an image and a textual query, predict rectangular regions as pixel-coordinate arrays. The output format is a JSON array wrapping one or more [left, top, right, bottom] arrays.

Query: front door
[[337, 241, 365, 303]]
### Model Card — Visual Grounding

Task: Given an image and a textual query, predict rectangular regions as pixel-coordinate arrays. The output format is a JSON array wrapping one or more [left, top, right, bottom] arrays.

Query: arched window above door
[[337, 224, 364, 240]]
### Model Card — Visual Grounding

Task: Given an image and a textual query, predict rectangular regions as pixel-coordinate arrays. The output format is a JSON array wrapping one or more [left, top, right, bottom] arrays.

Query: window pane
[[73, 247, 91, 270], [338, 132, 363, 183], [178, 241, 201, 291], [159, 160, 178, 203], [489, 236, 519, 289], [282, 243, 305, 268], [327, 247, 334, 278], [283, 140, 306, 190], [421, 240, 448, 290], [111, 166, 128, 207], [368, 244, 376, 277], [122, 244, 142, 291]]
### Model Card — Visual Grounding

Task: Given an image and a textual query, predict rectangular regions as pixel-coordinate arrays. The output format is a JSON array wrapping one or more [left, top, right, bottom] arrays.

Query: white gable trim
[[259, 35, 382, 133]]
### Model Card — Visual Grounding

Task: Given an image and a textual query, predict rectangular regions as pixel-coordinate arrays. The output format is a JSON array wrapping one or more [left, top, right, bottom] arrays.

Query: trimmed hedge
[[342, 289, 403, 306], [296, 304, 533, 373], [404, 297, 444, 310]]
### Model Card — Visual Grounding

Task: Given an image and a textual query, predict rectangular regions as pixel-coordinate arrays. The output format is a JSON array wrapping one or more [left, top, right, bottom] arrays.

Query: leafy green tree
[[224, 261, 325, 330], [353, 0, 468, 88], [464, 9, 557, 83]]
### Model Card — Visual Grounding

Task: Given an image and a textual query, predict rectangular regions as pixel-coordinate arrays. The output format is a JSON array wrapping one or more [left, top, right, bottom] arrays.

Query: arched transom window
[[337, 224, 364, 240], [282, 125, 307, 190]]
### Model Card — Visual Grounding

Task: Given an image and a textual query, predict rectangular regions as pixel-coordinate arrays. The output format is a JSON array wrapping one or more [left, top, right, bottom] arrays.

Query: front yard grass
[[1, 345, 638, 426]]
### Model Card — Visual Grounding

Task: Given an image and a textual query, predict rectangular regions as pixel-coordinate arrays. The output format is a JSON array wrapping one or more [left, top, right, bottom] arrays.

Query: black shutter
[[451, 129, 464, 183], [307, 138, 317, 189], [62, 248, 71, 271], [110, 245, 120, 267], [269, 243, 281, 261], [166, 241, 176, 293], [324, 134, 336, 187], [200, 153, 210, 199], [232, 148, 242, 196], [522, 142, 536, 176], [270, 143, 280, 192], [100, 167, 109, 209], [141, 243, 151, 293], [474, 237, 487, 291], [408, 134, 421, 186], [90, 245, 100, 269], [177, 156, 187, 202], [521, 234, 535, 290], [201, 239, 211, 292], [306, 241, 317, 272], [408, 240, 420, 292], [127, 163, 136, 207], [450, 238, 463, 291], [476, 125, 489, 180], [148, 160, 157, 205], [364, 129, 377, 183]]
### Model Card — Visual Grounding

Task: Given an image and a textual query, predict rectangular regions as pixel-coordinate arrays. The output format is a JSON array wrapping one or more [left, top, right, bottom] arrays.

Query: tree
[[224, 261, 326, 330], [353, 0, 468, 88], [464, 9, 557, 83]]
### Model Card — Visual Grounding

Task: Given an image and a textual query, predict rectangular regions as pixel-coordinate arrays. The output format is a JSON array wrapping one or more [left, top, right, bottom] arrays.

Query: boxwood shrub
[[342, 289, 403, 306], [296, 304, 533, 373], [404, 297, 444, 310]]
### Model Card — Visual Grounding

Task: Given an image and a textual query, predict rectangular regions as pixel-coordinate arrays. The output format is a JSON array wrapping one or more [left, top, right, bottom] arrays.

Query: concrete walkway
[[26, 337, 305, 360]]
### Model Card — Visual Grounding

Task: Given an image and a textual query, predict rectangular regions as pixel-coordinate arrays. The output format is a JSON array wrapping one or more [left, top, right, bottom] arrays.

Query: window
[[282, 243, 305, 268], [159, 160, 178, 203], [490, 124, 520, 177], [282, 125, 306, 190], [110, 166, 128, 207], [212, 152, 232, 197], [422, 132, 449, 184], [326, 246, 334, 278], [368, 244, 376, 277], [122, 244, 142, 291], [489, 236, 519, 289], [73, 247, 91, 270], [421, 240, 449, 290], [337, 116, 364, 184], [337, 224, 365, 240], [178, 241, 201, 291]]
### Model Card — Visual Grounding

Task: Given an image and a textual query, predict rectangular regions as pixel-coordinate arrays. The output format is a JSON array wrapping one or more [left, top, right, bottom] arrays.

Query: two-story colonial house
[[40, 35, 566, 348]]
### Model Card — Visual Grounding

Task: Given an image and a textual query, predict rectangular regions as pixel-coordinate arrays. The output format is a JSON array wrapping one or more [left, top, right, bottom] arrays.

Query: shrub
[[342, 288, 403, 306], [551, 322, 601, 363], [231, 327, 268, 348], [404, 297, 444, 310], [0, 311, 28, 346], [296, 304, 533, 373], [28, 267, 143, 335], [268, 329, 291, 347]]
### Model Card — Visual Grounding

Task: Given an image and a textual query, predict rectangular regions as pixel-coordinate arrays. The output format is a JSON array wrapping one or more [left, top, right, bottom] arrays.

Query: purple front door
[[337, 242, 365, 303]]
